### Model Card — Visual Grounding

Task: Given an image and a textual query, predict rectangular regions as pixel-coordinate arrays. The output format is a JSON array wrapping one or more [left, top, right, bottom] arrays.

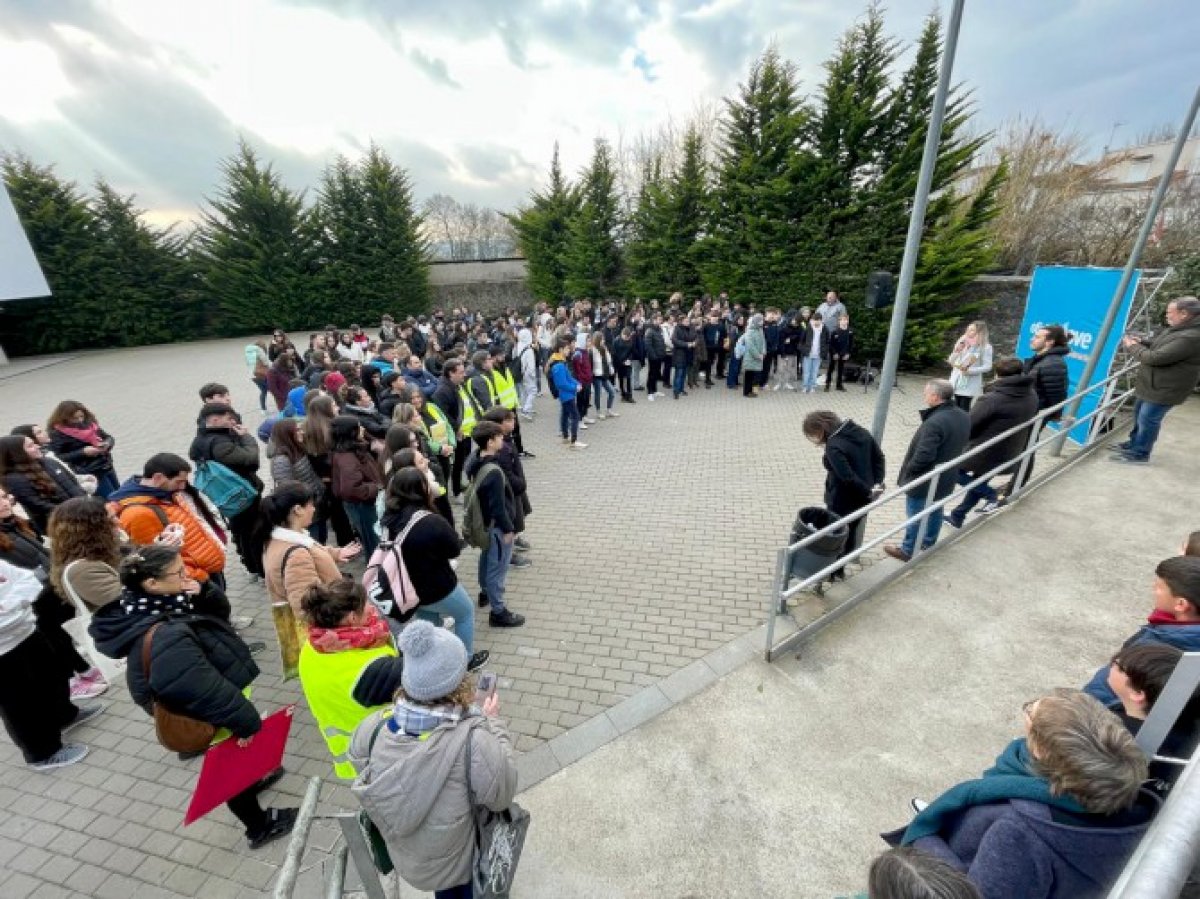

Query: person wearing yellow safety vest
[[297, 579, 403, 779], [487, 344, 534, 458], [430, 359, 468, 498]]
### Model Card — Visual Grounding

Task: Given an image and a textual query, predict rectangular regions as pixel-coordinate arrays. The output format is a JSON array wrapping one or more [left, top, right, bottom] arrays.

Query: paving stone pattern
[[0, 338, 943, 896]]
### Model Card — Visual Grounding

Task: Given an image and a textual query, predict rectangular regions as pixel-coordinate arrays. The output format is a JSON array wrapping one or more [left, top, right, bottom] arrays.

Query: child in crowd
[[1084, 556, 1200, 706]]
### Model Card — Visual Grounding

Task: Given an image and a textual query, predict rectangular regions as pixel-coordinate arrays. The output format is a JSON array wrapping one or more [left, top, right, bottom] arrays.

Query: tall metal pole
[[870, 0, 967, 443], [1056, 84, 1200, 446]]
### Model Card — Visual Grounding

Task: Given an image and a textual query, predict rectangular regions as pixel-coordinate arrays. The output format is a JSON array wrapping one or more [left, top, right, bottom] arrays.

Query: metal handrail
[[764, 361, 1138, 660]]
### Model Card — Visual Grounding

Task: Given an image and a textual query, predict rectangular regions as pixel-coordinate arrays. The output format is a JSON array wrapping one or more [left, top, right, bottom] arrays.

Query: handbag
[[142, 623, 217, 753], [273, 546, 305, 680], [465, 726, 530, 898], [60, 561, 126, 684]]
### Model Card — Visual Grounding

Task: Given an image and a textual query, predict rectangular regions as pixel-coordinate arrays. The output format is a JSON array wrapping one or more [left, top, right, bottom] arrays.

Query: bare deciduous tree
[[421, 194, 517, 261]]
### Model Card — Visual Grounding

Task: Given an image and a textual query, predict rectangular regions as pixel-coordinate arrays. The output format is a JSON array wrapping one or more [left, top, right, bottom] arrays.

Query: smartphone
[[474, 671, 497, 705]]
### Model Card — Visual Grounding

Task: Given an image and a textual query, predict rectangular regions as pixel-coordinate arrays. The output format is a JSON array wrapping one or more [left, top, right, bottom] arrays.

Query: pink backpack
[[362, 511, 428, 623]]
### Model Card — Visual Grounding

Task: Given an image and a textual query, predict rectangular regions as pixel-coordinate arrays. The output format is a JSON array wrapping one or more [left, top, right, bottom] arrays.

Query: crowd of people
[[1, 292, 1198, 898]]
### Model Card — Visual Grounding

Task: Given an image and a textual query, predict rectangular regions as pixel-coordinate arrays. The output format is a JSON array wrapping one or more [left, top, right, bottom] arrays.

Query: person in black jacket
[[825, 315, 855, 392], [703, 311, 728, 385], [644, 314, 668, 399], [946, 359, 1040, 528], [671, 319, 696, 398], [89, 545, 296, 849], [189, 404, 265, 576], [46, 401, 119, 498], [885, 380, 971, 562], [431, 360, 468, 498], [1024, 325, 1071, 419], [465, 423, 525, 628], [341, 386, 390, 441], [0, 434, 85, 534], [803, 411, 886, 580]]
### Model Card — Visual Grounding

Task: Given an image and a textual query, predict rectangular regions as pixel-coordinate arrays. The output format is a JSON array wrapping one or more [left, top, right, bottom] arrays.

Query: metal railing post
[[912, 477, 937, 556], [1006, 420, 1044, 502], [764, 547, 787, 661], [336, 815, 388, 899], [273, 777, 324, 899]]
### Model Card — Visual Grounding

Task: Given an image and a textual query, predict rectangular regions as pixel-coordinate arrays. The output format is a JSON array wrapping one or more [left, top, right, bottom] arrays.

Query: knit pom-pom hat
[[399, 620, 468, 702]]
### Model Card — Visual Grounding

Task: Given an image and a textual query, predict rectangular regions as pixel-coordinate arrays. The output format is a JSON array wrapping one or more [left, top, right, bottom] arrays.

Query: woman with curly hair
[[46, 400, 120, 498], [0, 434, 85, 533], [48, 496, 124, 612]]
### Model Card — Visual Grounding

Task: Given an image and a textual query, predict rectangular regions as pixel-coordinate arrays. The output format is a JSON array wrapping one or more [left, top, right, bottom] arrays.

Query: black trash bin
[[787, 506, 848, 586]]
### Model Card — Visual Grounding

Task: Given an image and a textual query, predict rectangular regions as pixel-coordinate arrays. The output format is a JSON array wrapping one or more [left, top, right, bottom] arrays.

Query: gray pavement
[[0, 335, 1182, 898]]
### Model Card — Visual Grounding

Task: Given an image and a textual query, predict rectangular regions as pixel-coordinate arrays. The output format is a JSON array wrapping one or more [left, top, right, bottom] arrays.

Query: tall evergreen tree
[[194, 140, 316, 332], [702, 46, 809, 304], [623, 154, 673, 297], [90, 181, 198, 345], [316, 145, 430, 323], [0, 155, 101, 353], [564, 138, 622, 298], [508, 144, 578, 304]]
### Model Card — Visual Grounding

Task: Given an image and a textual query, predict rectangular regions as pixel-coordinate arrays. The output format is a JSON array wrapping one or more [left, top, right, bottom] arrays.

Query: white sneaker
[[70, 677, 107, 701], [596, 413, 606, 420], [571, 441, 588, 449], [785, 384, 796, 391], [773, 384, 781, 391], [585, 417, 596, 424], [579, 422, 589, 430], [607, 410, 619, 417], [647, 394, 656, 402], [655, 392, 665, 398], [30, 743, 89, 771]]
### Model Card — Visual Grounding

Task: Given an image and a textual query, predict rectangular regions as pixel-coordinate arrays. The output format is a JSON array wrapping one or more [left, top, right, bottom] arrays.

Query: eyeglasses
[[160, 566, 186, 580]]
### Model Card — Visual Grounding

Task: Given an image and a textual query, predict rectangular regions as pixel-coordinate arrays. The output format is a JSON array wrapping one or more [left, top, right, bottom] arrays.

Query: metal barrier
[[1108, 653, 1200, 898], [764, 362, 1138, 661], [273, 776, 389, 899]]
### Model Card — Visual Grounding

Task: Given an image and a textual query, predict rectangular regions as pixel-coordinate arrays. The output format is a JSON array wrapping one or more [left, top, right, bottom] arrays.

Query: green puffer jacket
[[1129, 316, 1200, 406], [742, 316, 767, 372]]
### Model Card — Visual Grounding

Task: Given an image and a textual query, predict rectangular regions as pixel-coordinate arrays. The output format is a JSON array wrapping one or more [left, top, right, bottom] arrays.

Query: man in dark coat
[[189, 403, 264, 576], [885, 380, 970, 562], [1024, 324, 1071, 418], [1113, 296, 1200, 464], [643, 314, 668, 398], [946, 358, 1039, 528]]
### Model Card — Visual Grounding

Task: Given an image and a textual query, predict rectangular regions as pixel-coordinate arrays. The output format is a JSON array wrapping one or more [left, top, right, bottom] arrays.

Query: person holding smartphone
[[350, 620, 516, 899]]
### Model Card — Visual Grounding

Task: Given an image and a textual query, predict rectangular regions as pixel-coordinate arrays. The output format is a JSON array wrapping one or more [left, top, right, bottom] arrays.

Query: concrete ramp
[[511, 399, 1200, 898]]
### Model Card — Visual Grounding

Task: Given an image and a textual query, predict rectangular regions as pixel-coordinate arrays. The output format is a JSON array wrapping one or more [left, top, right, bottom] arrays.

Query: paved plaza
[[0, 337, 999, 897]]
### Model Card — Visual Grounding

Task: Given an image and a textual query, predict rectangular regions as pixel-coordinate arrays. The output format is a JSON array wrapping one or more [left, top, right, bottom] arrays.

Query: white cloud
[[0, 37, 75, 124]]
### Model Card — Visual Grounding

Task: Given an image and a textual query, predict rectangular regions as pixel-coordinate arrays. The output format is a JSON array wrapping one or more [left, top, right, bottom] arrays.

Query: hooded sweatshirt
[[515, 328, 537, 381], [741, 314, 767, 371], [349, 712, 517, 892]]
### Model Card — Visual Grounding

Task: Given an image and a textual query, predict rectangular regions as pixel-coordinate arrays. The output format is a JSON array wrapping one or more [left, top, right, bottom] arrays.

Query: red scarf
[[308, 604, 391, 653], [55, 422, 103, 446], [1148, 609, 1194, 626]]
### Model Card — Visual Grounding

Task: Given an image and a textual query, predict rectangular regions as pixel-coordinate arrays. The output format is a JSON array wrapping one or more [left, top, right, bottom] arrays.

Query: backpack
[[193, 460, 257, 518], [462, 463, 501, 550], [362, 511, 428, 623], [544, 360, 563, 399], [734, 334, 747, 360]]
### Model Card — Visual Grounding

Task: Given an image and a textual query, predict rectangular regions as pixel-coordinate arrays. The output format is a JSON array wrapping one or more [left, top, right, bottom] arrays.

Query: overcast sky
[[1, 0, 1196, 227]]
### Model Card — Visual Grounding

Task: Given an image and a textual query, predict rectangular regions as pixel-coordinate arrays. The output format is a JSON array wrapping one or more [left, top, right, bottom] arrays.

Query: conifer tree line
[[510, 7, 1009, 366], [1, 140, 429, 355]]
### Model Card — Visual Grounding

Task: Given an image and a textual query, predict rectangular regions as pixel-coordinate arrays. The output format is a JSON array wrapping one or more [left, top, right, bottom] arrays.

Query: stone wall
[[951, 274, 1033, 355], [429, 257, 532, 316]]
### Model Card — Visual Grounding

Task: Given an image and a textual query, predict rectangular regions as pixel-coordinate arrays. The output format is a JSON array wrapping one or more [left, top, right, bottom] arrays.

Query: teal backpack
[[193, 460, 257, 518]]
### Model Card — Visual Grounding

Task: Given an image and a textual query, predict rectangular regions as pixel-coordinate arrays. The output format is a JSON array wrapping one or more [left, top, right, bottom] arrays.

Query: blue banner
[[1017, 266, 1140, 444]]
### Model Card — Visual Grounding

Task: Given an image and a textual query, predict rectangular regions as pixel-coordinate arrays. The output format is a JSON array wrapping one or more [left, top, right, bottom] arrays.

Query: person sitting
[[349, 620, 517, 899], [297, 580, 402, 780], [1104, 643, 1200, 794], [866, 847, 980, 899], [1084, 556, 1200, 705], [885, 689, 1157, 898]]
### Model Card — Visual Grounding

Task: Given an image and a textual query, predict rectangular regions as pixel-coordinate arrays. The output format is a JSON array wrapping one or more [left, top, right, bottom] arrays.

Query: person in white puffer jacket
[[0, 559, 104, 770]]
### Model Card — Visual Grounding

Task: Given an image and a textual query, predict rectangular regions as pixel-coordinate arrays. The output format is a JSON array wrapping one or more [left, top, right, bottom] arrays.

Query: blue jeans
[[949, 470, 997, 521], [415, 583, 475, 652], [672, 363, 687, 396], [1127, 398, 1171, 460], [478, 527, 513, 613], [902, 493, 944, 557], [802, 356, 821, 390], [94, 469, 120, 499], [343, 500, 380, 556], [726, 356, 741, 388], [559, 399, 580, 442], [593, 376, 616, 410]]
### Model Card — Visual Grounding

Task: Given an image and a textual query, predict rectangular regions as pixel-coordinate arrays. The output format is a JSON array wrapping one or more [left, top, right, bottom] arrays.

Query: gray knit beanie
[[399, 620, 468, 702]]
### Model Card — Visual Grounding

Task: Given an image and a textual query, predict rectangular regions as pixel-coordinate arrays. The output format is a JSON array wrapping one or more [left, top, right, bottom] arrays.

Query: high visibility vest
[[489, 368, 519, 410], [424, 402, 456, 448], [458, 386, 481, 437], [297, 639, 397, 779]]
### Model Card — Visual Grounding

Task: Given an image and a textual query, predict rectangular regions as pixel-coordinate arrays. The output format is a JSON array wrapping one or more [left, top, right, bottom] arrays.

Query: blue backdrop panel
[[1018, 266, 1140, 444]]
